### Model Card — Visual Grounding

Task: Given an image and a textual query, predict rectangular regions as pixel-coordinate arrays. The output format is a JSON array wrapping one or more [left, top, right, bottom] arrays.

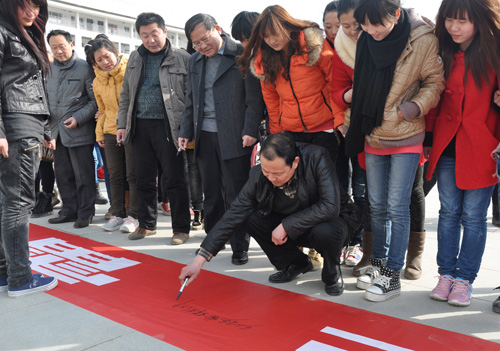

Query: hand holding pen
[[176, 276, 189, 300]]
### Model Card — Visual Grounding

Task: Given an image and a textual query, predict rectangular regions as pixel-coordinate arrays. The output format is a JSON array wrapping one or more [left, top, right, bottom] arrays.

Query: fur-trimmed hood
[[250, 26, 324, 81]]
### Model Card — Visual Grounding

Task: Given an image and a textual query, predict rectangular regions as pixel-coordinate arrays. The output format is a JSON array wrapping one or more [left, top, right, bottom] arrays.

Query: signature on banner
[[29, 237, 140, 286]]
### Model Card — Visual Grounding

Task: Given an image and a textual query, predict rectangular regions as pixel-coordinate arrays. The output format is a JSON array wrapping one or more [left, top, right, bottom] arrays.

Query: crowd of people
[[0, 0, 499, 315]]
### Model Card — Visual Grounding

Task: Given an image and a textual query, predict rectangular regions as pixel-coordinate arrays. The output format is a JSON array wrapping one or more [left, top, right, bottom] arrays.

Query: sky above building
[[81, 0, 441, 33]]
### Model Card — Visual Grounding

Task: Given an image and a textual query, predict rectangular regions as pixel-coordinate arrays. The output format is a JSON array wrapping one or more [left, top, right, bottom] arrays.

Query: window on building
[[87, 19, 94, 31], [122, 43, 130, 54], [79, 18, 84, 29], [98, 21, 105, 32], [48, 11, 62, 24], [82, 37, 92, 48], [71, 16, 76, 28], [108, 23, 117, 35]]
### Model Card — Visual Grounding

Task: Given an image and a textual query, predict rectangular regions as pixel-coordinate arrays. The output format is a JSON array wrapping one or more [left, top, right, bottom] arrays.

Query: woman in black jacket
[[0, 0, 58, 297]]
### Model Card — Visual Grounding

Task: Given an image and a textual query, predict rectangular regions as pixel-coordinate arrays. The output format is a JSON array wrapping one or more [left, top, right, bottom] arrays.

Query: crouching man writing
[[180, 132, 359, 295]]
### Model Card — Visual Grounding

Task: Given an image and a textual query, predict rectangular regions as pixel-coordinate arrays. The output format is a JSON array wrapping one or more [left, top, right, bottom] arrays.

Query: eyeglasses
[[192, 30, 212, 50]]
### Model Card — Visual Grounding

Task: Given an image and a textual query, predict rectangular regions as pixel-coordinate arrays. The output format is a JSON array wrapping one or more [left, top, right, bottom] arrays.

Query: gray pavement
[[1, 184, 499, 350]]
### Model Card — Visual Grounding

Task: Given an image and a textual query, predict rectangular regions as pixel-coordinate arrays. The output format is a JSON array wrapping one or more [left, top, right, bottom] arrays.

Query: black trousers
[[132, 119, 190, 232], [410, 164, 425, 232], [54, 139, 95, 219], [35, 160, 55, 194], [197, 131, 251, 252], [284, 130, 339, 167], [246, 211, 349, 285]]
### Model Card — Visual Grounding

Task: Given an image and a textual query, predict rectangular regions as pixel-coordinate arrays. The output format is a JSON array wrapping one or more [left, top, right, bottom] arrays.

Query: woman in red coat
[[425, 0, 500, 307]]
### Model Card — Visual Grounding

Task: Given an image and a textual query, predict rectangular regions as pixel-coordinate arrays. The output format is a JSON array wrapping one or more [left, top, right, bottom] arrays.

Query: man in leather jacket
[[180, 132, 358, 296]]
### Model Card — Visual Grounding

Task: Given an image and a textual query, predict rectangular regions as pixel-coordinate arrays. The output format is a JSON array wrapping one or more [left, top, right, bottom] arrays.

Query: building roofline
[[48, 0, 185, 31]]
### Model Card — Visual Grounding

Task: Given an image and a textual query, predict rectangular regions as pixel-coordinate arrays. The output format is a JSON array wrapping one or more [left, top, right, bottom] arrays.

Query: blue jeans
[[365, 152, 420, 271], [0, 138, 40, 288], [436, 156, 494, 283]]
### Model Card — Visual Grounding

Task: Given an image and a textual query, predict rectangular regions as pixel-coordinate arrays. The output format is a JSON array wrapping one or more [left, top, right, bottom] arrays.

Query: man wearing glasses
[[178, 14, 265, 265]]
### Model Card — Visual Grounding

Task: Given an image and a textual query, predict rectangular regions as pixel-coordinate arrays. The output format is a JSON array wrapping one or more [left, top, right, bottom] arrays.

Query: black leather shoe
[[269, 257, 313, 283], [325, 265, 344, 296], [48, 215, 77, 224], [231, 251, 248, 265], [325, 279, 344, 296], [74, 217, 92, 228]]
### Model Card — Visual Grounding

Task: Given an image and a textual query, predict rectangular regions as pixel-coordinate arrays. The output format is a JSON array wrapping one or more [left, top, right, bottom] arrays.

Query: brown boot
[[404, 231, 426, 280], [352, 231, 373, 277]]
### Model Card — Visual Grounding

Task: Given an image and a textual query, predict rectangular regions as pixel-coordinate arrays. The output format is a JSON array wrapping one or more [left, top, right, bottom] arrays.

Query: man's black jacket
[[201, 142, 360, 256]]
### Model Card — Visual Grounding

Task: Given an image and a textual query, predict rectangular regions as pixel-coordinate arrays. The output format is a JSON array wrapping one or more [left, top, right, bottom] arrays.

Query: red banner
[[29, 224, 498, 351]]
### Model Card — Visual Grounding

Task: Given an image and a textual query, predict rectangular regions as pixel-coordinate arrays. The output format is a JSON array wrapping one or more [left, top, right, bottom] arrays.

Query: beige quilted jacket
[[365, 10, 445, 149]]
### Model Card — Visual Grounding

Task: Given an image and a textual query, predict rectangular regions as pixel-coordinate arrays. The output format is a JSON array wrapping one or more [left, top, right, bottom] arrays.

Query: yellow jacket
[[94, 55, 128, 141]]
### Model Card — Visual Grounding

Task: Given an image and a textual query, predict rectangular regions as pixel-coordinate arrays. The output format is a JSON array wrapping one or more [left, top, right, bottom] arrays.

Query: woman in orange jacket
[[238, 5, 342, 164]]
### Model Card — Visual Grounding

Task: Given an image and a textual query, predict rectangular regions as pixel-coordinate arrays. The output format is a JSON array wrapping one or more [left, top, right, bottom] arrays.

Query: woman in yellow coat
[[89, 38, 138, 233]]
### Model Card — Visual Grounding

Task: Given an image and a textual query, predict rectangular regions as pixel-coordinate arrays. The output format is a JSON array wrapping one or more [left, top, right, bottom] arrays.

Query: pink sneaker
[[448, 278, 472, 307], [430, 275, 454, 301]]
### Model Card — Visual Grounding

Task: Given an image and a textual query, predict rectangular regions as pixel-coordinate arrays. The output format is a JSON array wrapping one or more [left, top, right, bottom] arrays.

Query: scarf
[[345, 8, 411, 157], [334, 27, 357, 70]]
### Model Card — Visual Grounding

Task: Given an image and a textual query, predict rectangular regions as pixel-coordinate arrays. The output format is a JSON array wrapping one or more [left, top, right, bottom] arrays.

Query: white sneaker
[[345, 245, 363, 267], [357, 258, 385, 290], [120, 216, 139, 233], [102, 216, 124, 232]]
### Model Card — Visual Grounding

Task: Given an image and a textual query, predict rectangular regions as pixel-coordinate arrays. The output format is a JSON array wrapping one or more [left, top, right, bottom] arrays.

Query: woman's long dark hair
[[237, 5, 319, 85], [436, 0, 500, 88], [0, 0, 50, 73]]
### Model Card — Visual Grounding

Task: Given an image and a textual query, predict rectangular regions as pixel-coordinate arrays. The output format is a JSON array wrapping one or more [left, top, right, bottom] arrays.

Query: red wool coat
[[426, 51, 500, 190]]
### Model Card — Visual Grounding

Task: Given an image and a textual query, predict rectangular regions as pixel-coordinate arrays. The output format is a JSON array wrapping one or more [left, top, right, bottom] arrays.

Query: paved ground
[[1, 184, 499, 350]]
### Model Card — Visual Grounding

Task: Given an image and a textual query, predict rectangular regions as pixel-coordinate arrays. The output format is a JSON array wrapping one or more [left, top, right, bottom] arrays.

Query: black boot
[[95, 183, 108, 205], [31, 192, 54, 218]]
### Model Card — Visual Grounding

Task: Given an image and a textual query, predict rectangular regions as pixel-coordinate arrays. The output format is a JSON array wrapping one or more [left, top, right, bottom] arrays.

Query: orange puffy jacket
[[251, 27, 342, 133]]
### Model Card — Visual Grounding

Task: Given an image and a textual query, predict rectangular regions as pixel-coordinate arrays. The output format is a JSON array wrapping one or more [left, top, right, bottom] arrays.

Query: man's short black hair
[[260, 132, 297, 167], [231, 11, 259, 42], [47, 29, 72, 44], [184, 13, 218, 39], [135, 12, 165, 34]]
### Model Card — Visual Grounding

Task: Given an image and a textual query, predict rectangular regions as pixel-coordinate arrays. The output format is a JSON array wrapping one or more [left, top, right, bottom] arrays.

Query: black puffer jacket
[[0, 15, 49, 139], [201, 142, 361, 256]]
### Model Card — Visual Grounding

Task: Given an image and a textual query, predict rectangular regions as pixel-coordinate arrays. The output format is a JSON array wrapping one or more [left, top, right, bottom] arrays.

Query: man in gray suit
[[178, 14, 265, 265], [46, 30, 97, 228]]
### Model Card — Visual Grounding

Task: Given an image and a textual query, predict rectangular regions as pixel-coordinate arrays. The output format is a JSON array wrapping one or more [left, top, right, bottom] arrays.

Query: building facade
[[47, 0, 188, 57]]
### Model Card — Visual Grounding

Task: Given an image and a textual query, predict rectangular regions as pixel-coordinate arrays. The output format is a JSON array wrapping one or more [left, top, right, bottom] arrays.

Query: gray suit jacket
[[46, 52, 97, 147], [179, 35, 264, 160]]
